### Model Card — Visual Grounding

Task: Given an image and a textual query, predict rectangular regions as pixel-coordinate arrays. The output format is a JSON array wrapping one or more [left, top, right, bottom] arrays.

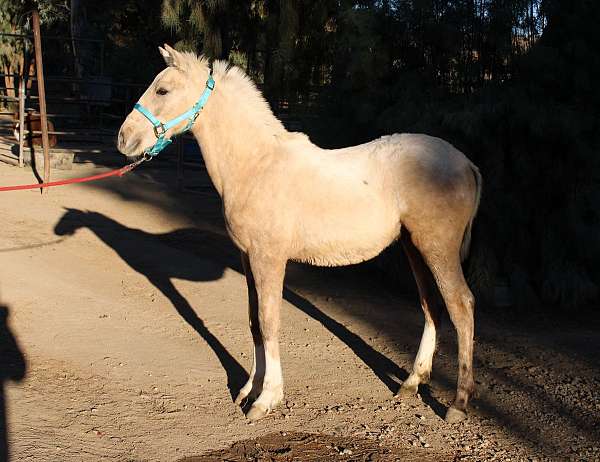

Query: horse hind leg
[[441, 274, 475, 423], [397, 233, 444, 397], [413, 233, 476, 423]]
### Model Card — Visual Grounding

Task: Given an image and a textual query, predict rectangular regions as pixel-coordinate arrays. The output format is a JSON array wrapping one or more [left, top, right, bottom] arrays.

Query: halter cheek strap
[[133, 74, 215, 157]]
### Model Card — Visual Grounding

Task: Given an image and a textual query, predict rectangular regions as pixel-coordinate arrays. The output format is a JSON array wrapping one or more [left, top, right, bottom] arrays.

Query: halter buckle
[[153, 123, 167, 138]]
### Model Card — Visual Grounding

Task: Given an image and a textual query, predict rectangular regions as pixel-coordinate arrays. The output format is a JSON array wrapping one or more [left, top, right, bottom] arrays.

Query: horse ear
[[163, 43, 176, 54], [159, 46, 175, 67]]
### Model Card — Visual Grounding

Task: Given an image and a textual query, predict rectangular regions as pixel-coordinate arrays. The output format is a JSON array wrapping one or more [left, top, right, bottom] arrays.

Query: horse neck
[[190, 71, 286, 199]]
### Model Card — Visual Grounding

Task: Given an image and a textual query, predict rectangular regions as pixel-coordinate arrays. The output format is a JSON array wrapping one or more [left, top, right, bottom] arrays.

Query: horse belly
[[292, 201, 400, 267]]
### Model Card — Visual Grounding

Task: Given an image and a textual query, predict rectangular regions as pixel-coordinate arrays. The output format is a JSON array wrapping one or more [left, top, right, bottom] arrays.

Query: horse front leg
[[234, 253, 262, 406], [235, 252, 286, 421]]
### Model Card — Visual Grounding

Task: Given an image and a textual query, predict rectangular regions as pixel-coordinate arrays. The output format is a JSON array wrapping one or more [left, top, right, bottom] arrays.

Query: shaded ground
[[0, 153, 599, 461]]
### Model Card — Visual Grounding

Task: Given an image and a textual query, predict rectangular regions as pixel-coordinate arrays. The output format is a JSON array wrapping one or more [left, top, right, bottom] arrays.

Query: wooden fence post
[[18, 74, 25, 168], [32, 10, 51, 191]]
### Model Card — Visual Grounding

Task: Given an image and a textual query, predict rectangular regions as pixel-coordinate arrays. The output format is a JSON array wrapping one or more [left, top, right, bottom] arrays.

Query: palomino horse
[[117, 45, 482, 423]]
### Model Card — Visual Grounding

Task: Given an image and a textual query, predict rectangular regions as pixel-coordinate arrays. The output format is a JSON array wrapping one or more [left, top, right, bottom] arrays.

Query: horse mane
[[179, 52, 287, 136]]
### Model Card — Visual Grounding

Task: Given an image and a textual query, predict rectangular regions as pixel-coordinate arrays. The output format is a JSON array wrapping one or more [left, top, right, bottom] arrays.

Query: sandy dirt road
[[0, 157, 599, 461]]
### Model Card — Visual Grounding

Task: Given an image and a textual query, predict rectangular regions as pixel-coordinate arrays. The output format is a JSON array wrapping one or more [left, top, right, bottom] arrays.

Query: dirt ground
[[0, 153, 599, 462]]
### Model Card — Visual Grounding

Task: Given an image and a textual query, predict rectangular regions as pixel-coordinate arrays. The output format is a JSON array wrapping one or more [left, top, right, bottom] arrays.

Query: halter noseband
[[133, 74, 215, 157]]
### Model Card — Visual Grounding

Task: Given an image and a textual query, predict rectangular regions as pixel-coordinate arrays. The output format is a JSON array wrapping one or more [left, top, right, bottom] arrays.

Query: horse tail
[[460, 162, 482, 262]]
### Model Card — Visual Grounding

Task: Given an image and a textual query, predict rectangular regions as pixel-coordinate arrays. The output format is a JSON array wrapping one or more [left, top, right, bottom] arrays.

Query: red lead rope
[[0, 157, 147, 192]]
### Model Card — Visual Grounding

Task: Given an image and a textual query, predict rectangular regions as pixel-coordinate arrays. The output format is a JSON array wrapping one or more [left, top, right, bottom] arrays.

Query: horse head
[[53, 208, 95, 236], [117, 44, 211, 158]]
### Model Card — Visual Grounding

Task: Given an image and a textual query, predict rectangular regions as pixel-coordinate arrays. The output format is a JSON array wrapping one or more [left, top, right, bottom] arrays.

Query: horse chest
[[222, 201, 289, 253]]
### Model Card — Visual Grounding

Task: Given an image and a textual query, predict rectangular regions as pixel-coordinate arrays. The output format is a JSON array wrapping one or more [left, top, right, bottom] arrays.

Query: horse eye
[[156, 88, 169, 96]]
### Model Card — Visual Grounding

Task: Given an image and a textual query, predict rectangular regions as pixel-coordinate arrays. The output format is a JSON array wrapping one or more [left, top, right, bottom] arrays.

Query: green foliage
[[0, 0, 69, 71], [0, 1, 64, 111], [160, 0, 226, 56], [0, 0, 69, 26]]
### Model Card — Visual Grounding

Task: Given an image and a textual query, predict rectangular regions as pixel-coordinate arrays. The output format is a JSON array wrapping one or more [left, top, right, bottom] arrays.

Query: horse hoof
[[445, 406, 467, 423], [246, 403, 269, 421], [396, 383, 418, 398]]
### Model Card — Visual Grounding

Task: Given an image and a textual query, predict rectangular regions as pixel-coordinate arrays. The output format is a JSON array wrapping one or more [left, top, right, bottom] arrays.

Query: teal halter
[[133, 74, 215, 157]]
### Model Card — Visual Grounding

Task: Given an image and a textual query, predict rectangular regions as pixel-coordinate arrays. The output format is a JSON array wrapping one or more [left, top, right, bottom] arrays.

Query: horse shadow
[[54, 209, 248, 398], [54, 209, 428, 411], [0, 304, 27, 461]]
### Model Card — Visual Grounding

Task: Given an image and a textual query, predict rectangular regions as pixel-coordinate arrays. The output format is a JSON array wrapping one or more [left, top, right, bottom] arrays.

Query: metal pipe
[[18, 75, 25, 168], [19, 129, 112, 136], [25, 96, 133, 104], [0, 75, 146, 88], [0, 32, 103, 43], [32, 10, 51, 191]]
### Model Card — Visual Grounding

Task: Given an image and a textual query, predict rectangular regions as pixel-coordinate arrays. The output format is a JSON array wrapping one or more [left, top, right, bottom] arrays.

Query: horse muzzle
[[117, 123, 149, 157]]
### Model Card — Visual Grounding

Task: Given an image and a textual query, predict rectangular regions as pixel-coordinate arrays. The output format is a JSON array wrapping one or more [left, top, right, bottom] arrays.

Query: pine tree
[[160, 0, 227, 57]]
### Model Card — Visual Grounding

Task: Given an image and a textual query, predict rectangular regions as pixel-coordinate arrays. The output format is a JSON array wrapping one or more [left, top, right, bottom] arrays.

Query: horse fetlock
[[465, 379, 475, 395], [418, 370, 431, 384], [456, 379, 475, 403]]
